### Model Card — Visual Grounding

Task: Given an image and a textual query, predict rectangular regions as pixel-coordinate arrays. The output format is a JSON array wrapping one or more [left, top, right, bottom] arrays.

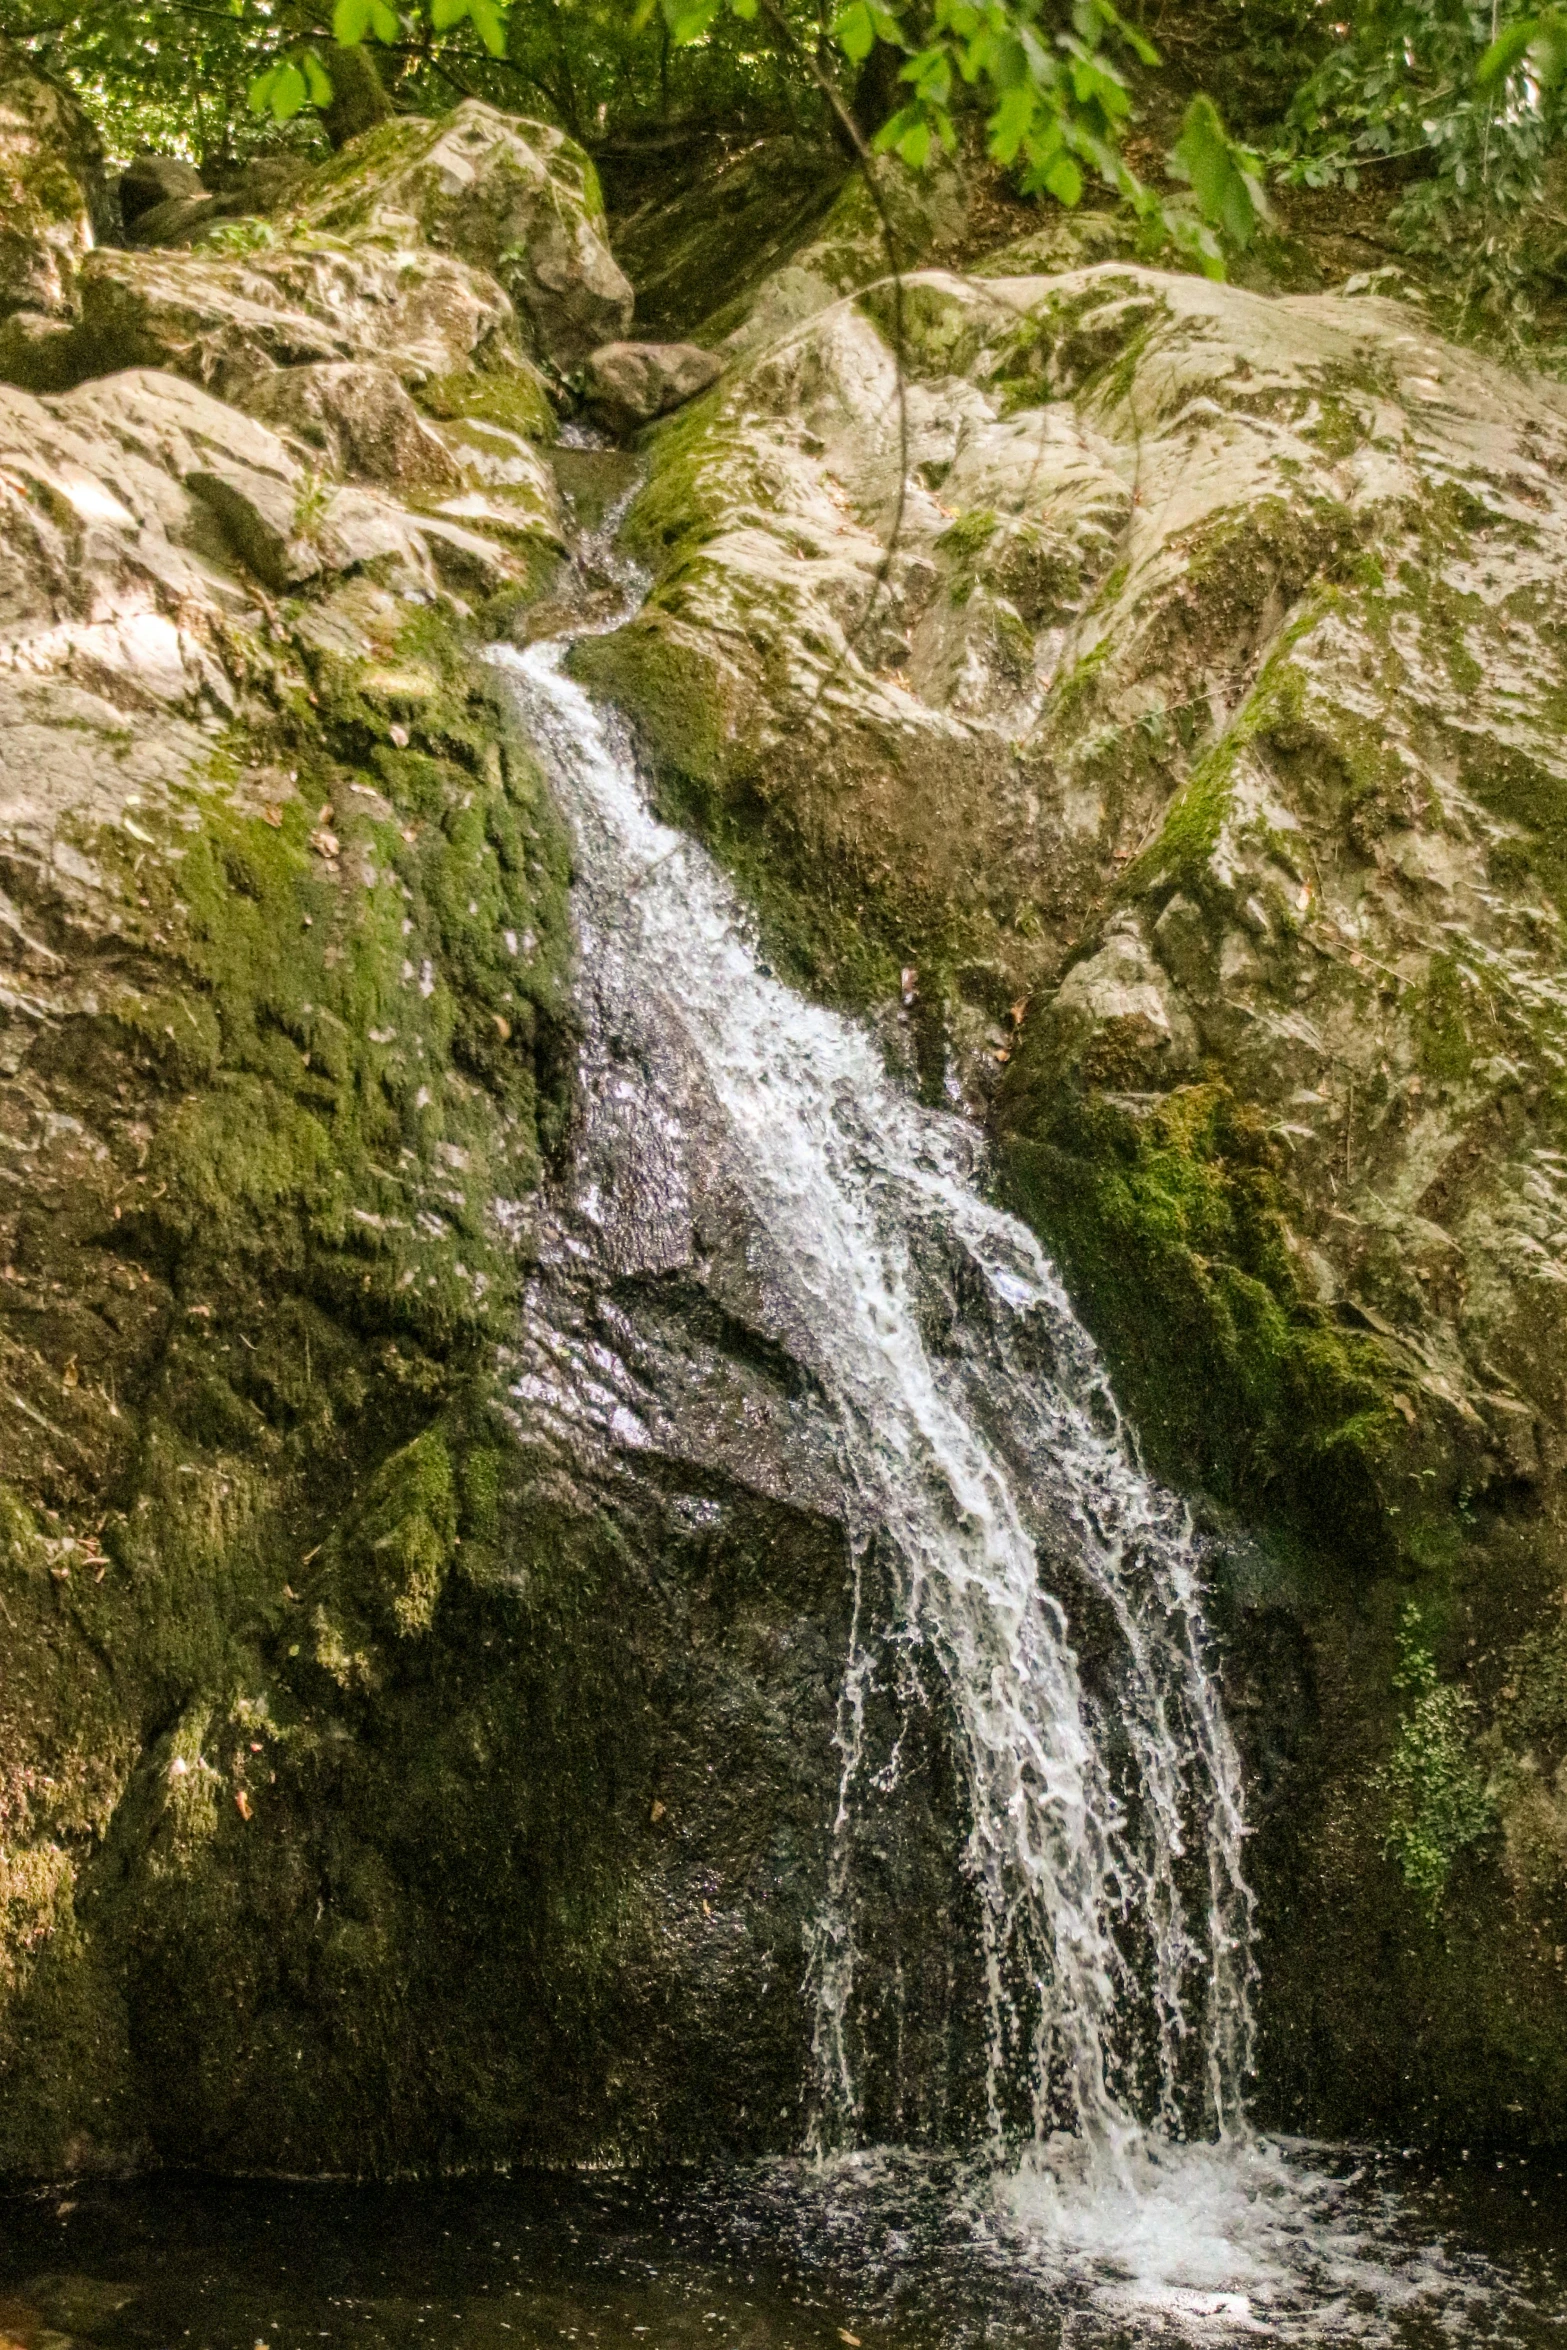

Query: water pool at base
[[2, 2146, 1566, 2350]]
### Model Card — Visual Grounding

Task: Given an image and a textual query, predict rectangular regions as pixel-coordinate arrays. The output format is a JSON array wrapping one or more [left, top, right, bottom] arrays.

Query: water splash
[[491, 634, 1253, 2169]]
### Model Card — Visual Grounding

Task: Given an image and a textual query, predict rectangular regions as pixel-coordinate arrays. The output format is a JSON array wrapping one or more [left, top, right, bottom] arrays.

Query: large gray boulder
[[583, 338, 722, 433], [237, 358, 465, 491], [290, 102, 633, 369], [0, 237, 532, 399]]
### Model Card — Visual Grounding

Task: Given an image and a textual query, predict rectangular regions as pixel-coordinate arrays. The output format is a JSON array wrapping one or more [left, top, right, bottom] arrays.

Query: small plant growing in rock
[[1379, 1601, 1495, 1919]]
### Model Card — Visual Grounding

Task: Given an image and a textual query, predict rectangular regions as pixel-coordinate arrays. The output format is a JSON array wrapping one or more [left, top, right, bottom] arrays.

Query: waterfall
[[490, 635, 1255, 2176]]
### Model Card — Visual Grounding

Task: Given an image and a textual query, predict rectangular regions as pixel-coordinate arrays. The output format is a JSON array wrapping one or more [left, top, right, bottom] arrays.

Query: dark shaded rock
[[119, 151, 204, 228], [126, 191, 220, 247], [605, 134, 847, 342], [583, 338, 722, 433]]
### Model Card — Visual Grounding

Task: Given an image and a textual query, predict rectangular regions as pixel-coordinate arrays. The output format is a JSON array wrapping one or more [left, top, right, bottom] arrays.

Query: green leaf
[[469, 0, 507, 53], [987, 83, 1035, 164], [270, 58, 307, 118], [871, 102, 919, 153], [1476, 17, 1537, 87], [897, 116, 931, 166], [1169, 92, 1268, 251], [665, 0, 720, 42], [304, 46, 333, 100], [369, 0, 401, 37], [1041, 149, 1082, 204], [430, 0, 467, 29], [731, 0, 759, 19], [247, 62, 276, 113], [1531, 9, 1567, 87], [833, 0, 875, 62], [333, 0, 371, 41]]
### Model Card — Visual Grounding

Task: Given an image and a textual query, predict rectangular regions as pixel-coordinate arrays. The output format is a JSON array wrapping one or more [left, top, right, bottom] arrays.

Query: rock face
[[119, 152, 204, 231], [0, 36, 107, 331], [288, 104, 633, 369], [576, 256, 1567, 2144], [10, 22, 1567, 2169]]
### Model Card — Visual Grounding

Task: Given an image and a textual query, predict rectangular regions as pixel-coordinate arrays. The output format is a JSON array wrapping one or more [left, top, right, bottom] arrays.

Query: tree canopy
[[5, 0, 1567, 323]]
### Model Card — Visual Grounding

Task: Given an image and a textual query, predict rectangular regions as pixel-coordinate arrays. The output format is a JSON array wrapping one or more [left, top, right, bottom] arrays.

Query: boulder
[[288, 102, 633, 368], [0, 35, 108, 322], [0, 238, 527, 398], [606, 134, 846, 341], [119, 151, 204, 229], [126, 191, 221, 248], [239, 359, 464, 491], [582, 338, 722, 433]]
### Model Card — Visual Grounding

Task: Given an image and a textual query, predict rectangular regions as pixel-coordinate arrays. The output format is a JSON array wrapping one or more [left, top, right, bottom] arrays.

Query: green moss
[[1417, 953, 1475, 1083], [1378, 1603, 1495, 1918], [1000, 1077, 1404, 1555], [0, 585, 588, 2173], [415, 364, 556, 443]]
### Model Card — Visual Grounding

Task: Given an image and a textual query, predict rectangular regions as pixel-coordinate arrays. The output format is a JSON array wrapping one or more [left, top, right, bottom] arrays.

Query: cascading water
[[490, 623, 1253, 2183], [479, 616, 1567, 2345]]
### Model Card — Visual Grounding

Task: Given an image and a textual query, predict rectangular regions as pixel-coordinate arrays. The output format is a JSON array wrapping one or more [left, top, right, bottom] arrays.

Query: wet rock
[[583, 338, 722, 433], [572, 238, 1567, 2145]]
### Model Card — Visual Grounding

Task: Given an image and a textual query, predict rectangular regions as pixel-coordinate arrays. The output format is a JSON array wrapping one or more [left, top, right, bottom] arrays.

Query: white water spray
[[491, 632, 1253, 2176]]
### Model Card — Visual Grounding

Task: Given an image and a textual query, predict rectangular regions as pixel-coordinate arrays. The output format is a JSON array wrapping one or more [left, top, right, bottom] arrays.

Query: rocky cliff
[[4, 32, 1567, 2171]]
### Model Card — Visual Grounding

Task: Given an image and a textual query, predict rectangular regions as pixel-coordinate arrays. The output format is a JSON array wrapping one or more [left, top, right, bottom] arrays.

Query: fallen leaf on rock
[[262, 804, 283, 828], [389, 723, 410, 747], [235, 1790, 252, 1820], [310, 829, 340, 859], [62, 1355, 78, 1388], [650, 1799, 666, 1822]]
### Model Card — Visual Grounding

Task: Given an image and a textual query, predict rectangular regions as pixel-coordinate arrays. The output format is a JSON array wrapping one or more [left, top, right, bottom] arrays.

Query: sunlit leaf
[[897, 116, 931, 166], [270, 58, 306, 118], [833, 0, 876, 63], [333, 0, 372, 44], [469, 0, 507, 54], [665, 0, 720, 43], [304, 47, 333, 100], [1041, 149, 1081, 203]]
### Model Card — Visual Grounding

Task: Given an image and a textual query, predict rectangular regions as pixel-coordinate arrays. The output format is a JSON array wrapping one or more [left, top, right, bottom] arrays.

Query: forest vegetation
[[7, 0, 1567, 343]]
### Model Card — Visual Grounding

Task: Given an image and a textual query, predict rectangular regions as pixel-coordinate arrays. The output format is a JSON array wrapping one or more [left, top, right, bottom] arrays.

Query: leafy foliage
[[1280, 0, 1567, 316], [642, 0, 1270, 274]]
